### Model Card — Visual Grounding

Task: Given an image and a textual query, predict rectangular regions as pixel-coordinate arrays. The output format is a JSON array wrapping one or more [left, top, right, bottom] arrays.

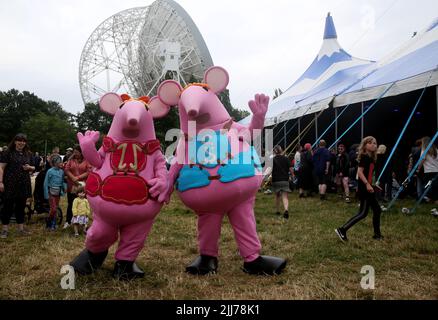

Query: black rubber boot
[[186, 255, 218, 275], [70, 249, 108, 275], [113, 261, 145, 281], [242, 256, 287, 275]]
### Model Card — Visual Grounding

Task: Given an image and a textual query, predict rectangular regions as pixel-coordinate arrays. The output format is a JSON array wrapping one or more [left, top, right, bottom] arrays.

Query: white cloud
[[1, 0, 437, 115]]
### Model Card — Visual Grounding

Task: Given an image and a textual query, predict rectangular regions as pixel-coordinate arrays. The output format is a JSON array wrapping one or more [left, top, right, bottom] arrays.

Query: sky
[[1, 0, 438, 115]]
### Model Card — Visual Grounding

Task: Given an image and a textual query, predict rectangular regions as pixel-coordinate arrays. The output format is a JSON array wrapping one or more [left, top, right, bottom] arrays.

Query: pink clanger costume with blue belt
[[70, 94, 170, 280], [153, 66, 286, 275]]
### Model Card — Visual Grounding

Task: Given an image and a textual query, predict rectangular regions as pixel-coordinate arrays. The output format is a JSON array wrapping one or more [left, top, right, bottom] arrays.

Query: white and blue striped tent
[[240, 13, 438, 128]]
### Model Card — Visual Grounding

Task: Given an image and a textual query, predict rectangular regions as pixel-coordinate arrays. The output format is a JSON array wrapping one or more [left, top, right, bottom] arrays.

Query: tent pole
[[436, 85, 438, 130], [315, 113, 318, 143], [361, 102, 364, 141], [335, 108, 338, 146], [284, 122, 287, 150], [298, 118, 301, 145]]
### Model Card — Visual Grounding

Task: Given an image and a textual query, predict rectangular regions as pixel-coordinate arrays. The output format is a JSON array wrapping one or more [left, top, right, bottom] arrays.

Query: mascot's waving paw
[[248, 94, 269, 117], [77, 131, 100, 146]]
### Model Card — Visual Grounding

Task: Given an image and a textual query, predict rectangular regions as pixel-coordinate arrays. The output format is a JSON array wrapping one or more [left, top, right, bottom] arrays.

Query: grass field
[[0, 192, 437, 300]]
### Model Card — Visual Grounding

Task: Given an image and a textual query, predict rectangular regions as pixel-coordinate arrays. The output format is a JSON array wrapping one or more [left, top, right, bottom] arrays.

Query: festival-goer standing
[[292, 144, 302, 189], [64, 145, 90, 229], [298, 143, 314, 198], [43, 155, 65, 231], [335, 144, 351, 203], [63, 148, 73, 166], [313, 140, 331, 200], [71, 186, 91, 237], [418, 136, 438, 203], [33, 152, 42, 173], [45, 147, 60, 169], [0, 134, 35, 238], [335, 136, 384, 242], [409, 139, 423, 199], [271, 146, 293, 219]]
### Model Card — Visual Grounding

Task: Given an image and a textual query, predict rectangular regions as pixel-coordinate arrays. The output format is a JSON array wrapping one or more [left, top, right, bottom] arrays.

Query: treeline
[[0, 89, 250, 154]]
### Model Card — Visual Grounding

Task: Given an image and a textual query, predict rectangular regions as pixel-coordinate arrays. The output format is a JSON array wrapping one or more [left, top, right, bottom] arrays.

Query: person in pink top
[[64, 145, 91, 228]]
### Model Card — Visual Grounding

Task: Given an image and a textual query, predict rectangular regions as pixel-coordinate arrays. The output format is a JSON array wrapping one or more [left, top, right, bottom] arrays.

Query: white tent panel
[[334, 69, 438, 107]]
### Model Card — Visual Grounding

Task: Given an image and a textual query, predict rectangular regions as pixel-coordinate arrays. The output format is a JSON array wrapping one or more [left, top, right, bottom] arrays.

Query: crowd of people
[[1, 132, 437, 241], [266, 135, 438, 239], [0, 134, 92, 238]]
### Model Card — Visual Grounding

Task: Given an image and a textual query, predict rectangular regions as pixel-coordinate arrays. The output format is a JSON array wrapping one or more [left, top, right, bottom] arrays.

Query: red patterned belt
[[86, 172, 149, 205]]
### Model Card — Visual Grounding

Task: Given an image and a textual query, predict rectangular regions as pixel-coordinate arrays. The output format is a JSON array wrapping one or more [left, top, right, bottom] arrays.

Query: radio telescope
[[79, 0, 214, 104]]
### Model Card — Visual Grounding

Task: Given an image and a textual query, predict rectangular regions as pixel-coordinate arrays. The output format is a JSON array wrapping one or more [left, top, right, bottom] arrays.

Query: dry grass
[[1, 193, 437, 300]]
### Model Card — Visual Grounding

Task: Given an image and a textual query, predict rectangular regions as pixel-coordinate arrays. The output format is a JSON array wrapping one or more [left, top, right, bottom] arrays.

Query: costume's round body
[[85, 137, 163, 261]]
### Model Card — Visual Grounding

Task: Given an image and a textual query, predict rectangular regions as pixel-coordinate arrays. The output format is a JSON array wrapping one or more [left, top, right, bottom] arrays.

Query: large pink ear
[[203, 66, 229, 94], [157, 80, 182, 106], [99, 93, 123, 116], [148, 96, 171, 119]]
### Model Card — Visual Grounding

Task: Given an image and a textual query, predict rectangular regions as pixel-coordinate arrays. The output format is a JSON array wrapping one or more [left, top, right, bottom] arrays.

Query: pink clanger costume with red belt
[[70, 94, 170, 280], [153, 66, 286, 275]]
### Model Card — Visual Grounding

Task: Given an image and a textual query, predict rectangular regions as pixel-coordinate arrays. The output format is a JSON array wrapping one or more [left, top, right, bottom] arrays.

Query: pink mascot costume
[[70, 94, 169, 280], [154, 66, 286, 275]]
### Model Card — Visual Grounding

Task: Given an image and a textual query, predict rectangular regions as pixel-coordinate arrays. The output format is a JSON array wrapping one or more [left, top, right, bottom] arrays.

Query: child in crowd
[[43, 155, 65, 230], [335, 136, 384, 242], [71, 185, 91, 237]]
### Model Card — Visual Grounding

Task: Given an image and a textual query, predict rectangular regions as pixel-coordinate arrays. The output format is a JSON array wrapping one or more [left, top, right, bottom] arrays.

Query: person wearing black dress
[[297, 143, 314, 198], [0, 134, 35, 238]]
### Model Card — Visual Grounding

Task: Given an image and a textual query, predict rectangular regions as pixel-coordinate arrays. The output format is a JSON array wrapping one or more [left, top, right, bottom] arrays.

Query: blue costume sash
[[176, 131, 262, 192]]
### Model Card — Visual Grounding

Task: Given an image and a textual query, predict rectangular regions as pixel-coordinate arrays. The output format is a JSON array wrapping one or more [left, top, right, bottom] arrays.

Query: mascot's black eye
[[202, 86, 209, 92], [119, 103, 125, 109]]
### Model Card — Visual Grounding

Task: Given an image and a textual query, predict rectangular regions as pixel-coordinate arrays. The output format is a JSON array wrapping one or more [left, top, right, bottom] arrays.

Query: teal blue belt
[[176, 147, 262, 192]]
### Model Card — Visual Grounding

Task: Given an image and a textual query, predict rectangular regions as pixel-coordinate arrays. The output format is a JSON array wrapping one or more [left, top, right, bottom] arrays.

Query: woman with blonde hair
[[335, 136, 383, 242]]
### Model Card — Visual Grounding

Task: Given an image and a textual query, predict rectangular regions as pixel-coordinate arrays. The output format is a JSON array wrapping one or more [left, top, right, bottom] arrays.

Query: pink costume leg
[[115, 219, 155, 261], [85, 215, 118, 254], [227, 196, 261, 263], [197, 212, 224, 257]]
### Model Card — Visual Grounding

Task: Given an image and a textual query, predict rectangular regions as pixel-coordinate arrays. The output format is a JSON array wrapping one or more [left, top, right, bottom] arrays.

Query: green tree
[[75, 102, 112, 133], [218, 89, 250, 122], [154, 107, 180, 147], [0, 89, 74, 145], [46, 100, 73, 122], [22, 113, 77, 154]]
